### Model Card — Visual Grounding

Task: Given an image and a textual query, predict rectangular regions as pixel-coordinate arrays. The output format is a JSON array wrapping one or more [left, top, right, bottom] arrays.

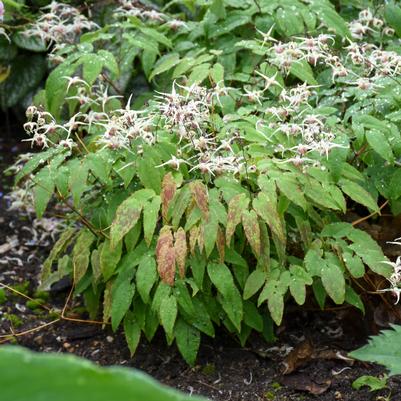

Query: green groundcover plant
[[4, 0, 401, 363], [0, 345, 208, 401]]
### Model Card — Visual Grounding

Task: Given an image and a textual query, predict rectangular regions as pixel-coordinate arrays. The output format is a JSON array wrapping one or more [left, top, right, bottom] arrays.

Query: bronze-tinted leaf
[[242, 209, 261, 257], [253, 192, 286, 253], [72, 228, 95, 283], [156, 226, 176, 285], [226, 193, 249, 246], [189, 225, 200, 255], [161, 173, 176, 222], [174, 228, 187, 278], [216, 226, 225, 263], [190, 181, 209, 220], [110, 196, 142, 249], [197, 224, 205, 252]]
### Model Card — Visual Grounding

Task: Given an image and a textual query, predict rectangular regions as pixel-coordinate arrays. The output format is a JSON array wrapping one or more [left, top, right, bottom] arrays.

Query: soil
[[1, 131, 401, 401]]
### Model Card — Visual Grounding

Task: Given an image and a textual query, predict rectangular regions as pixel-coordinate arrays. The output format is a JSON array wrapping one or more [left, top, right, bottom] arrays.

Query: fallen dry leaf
[[280, 373, 331, 395], [280, 339, 314, 374]]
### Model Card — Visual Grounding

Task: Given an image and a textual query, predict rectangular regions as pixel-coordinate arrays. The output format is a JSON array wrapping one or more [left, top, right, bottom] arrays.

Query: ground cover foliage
[[2, 0, 401, 365]]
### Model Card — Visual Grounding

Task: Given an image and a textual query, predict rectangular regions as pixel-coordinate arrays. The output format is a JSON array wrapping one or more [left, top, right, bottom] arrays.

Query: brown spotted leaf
[[161, 173, 176, 222], [197, 224, 205, 252], [242, 210, 261, 257], [72, 228, 95, 283], [190, 181, 209, 220], [174, 228, 187, 278], [156, 226, 176, 285], [216, 226, 225, 263], [189, 225, 200, 255], [226, 193, 249, 246]]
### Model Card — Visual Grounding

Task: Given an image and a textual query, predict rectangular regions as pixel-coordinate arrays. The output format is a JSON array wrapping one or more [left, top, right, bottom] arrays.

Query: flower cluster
[[114, 0, 187, 30], [23, 105, 77, 150], [22, 1, 98, 45], [348, 8, 394, 39], [154, 83, 244, 175], [380, 238, 401, 304], [261, 83, 345, 168]]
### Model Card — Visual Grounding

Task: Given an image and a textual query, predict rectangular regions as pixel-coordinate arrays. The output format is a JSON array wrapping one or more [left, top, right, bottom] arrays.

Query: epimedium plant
[[6, 0, 401, 364]]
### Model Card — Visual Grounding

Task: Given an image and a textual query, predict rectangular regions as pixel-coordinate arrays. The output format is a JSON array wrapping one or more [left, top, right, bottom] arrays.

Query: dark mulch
[[1, 132, 400, 401]]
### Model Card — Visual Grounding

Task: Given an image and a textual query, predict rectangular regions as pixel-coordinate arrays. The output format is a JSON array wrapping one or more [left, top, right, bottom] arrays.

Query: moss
[[26, 299, 46, 310], [12, 281, 30, 296], [201, 363, 216, 375], [33, 290, 49, 301], [4, 313, 23, 328], [271, 382, 282, 390], [0, 288, 7, 305], [264, 391, 275, 400]]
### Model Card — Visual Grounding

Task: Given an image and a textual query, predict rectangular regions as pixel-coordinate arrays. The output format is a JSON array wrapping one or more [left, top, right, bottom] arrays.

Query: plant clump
[[2, 0, 401, 364]]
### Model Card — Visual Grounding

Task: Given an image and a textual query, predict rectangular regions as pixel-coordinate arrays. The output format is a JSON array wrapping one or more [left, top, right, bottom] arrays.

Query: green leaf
[[342, 252, 365, 278], [339, 179, 379, 212], [136, 254, 157, 304], [159, 295, 178, 339], [349, 325, 401, 376], [275, 6, 305, 36], [80, 54, 104, 85], [72, 229, 95, 284], [384, 2, 401, 37], [188, 63, 210, 86], [365, 130, 394, 162], [0, 54, 46, 109], [226, 193, 249, 245], [289, 60, 317, 85], [142, 49, 158, 79], [347, 230, 392, 277], [111, 280, 135, 331], [268, 291, 284, 326], [275, 175, 307, 211], [69, 161, 89, 208], [243, 269, 266, 300], [352, 375, 387, 392], [311, 2, 351, 37], [138, 154, 163, 194], [12, 32, 47, 52], [321, 259, 345, 304], [321, 222, 354, 238], [149, 53, 180, 81], [41, 227, 77, 285], [0, 346, 207, 401], [243, 301, 263, 332], [143, 196, 161, 246], [100, 239, 122, 281], [210, 63, 224, 84], [345, 286, 365, 314], [289, 265, 312, 306], [207, 263, 243, 331], [98, 50, 119, 78], [33, 167, 54, 218], [174, 319, 201, 366], [124, 312, 141, 356]]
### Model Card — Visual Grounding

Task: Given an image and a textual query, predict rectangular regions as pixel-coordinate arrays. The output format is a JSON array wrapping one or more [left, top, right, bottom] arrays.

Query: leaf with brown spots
[[156, 226, 176, 285], [197, 224, 205, 252], [189, 225, 200, 255], [174, 228, 187, 278], [242, 209, 261, 257], [161, 173, 176, 222], [226, 193, 249, 246], [216, 226, 225, 263], [190, 181, 209, 220]]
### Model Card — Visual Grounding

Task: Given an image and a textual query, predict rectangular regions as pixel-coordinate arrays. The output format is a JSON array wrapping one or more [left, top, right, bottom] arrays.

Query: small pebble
[[106, 336, 114, 343]]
